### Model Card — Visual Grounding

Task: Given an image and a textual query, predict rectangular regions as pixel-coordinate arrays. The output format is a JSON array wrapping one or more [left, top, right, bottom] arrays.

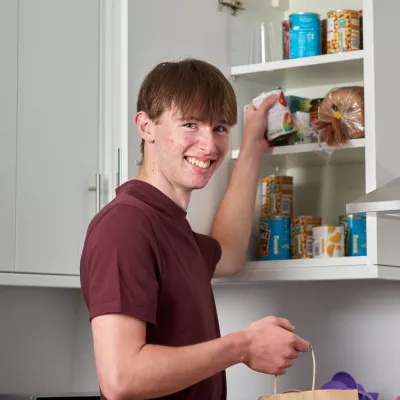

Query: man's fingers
[[276, 317, 295, 332], [259, 94, 278, 113], [293, 336, 310, 353]]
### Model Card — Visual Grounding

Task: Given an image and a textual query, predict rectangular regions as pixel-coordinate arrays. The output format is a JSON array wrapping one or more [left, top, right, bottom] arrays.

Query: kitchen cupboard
[[14, 0, 100, 276], [110, 0, 400, 286], [0, 0, 18, 273]]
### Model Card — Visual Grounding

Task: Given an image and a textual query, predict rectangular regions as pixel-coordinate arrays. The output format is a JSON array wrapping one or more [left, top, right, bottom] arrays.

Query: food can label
[[312, 226, 344, 258], [259, 216, 291, 261], [252, 89, 296, 142]]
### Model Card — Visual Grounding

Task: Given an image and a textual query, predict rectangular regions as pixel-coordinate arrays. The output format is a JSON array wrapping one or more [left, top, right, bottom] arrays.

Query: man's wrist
[[225, 329, 251, 365]]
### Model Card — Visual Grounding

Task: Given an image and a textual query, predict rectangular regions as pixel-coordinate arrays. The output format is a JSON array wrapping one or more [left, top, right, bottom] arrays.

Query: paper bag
[[258, 346, 358, 400]]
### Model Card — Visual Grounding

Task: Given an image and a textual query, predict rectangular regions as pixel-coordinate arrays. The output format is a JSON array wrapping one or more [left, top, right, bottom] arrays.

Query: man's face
[[151, 108, 231, 191]]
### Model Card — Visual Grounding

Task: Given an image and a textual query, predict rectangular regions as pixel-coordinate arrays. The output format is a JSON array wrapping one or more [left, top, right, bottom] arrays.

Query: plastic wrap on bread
[[311, 86, 365, 146]]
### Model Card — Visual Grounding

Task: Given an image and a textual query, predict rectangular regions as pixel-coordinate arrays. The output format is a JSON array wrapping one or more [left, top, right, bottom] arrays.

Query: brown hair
[[136, 58, 237, 161]]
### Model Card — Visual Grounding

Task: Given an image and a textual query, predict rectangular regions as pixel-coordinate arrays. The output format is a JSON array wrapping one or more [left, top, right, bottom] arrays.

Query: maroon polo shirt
[[80, 179, 226, 400]]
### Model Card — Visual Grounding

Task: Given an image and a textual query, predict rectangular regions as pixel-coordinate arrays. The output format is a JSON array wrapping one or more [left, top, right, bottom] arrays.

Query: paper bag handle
[[273, 344, 316, 394]]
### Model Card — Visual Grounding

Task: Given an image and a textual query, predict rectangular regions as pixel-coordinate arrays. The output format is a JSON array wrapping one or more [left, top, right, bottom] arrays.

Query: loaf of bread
[[312, 86, 365, 146]]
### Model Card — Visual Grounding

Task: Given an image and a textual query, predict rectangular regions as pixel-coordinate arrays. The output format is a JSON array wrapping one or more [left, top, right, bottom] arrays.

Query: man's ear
[[135, 111, 155, 143]]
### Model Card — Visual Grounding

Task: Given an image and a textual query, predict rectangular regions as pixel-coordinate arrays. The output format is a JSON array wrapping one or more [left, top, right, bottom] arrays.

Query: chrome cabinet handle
[[88, 173, 101, 213], [117, 148, 122, 187]]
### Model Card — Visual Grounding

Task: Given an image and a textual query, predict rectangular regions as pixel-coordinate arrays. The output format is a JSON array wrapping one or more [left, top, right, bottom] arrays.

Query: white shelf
[[232, 138, 365, 168], [0, 272, 80, 288], [231, 51, 364, 88], [212, 257, 400, 284]]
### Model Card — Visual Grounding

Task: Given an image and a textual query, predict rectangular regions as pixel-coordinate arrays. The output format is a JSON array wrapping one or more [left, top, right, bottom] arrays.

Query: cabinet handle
[[117, 148, 122, 187], [88, 173, 101, 213]]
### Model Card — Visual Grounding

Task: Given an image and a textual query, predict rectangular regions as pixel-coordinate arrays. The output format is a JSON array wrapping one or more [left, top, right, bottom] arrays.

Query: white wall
[[2, 281, 400, 399]]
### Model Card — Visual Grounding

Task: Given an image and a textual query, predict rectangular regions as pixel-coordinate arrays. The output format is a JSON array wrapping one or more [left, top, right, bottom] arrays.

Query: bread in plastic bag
[[311, 86, 365, 146]]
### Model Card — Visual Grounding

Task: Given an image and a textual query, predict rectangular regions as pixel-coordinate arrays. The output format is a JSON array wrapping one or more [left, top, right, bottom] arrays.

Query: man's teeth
[[186, 157, 211, 169]]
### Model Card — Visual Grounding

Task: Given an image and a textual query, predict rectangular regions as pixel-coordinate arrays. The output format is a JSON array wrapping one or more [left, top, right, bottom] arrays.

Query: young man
[[80, 59, 309, 400]]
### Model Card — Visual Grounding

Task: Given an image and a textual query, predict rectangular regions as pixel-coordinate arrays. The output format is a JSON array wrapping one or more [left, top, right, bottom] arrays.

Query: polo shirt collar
[[117, 179, 187, 219]]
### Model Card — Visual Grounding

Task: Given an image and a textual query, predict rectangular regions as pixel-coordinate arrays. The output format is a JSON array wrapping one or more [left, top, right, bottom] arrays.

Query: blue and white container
[[339, 213, 367, 257], [259, 216, 291, 261], [289, 12, 321, 59]]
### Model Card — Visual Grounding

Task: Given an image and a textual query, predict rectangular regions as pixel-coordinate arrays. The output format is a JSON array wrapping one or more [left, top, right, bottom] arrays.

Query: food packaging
[[311, 86, 365, 146], [312, 225, 344, 258], [251, 89, 297, 142]]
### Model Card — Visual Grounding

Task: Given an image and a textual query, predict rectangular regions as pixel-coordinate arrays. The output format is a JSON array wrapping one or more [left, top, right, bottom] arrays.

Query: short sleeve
[[194, 233, 222, 278], [84, 205, 160, 324]]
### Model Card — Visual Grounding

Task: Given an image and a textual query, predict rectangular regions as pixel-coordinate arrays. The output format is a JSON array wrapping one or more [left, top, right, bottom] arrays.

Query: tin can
[[312, 225, 345, 258], [282, 20, 290, 59], [359, 10, 363, 49], [321, 19, 327, 54], [289, 12, 321, 59], [252, 89, 296, 142], [327, 10, 360, 53], [259, 216, 291, 261], [339, 213, 367, 256], [261, 175, 293, 217], [292, 216, 322, 258]]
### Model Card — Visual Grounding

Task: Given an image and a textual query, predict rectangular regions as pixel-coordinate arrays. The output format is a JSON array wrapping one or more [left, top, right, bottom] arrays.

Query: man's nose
[[198, 129, 217, 155]]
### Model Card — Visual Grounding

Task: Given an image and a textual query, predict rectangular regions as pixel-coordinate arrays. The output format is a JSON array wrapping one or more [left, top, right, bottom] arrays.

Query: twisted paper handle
[[273, 344, 315, 394]]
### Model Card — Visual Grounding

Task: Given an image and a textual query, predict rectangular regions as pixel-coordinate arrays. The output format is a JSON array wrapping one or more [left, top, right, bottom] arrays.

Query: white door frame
[[98, 0, 128, 206]]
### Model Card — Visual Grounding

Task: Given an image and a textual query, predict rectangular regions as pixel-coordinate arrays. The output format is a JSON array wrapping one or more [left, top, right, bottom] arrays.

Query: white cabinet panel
[[15, 0, 100, 275], [0, 0, 18, 272]]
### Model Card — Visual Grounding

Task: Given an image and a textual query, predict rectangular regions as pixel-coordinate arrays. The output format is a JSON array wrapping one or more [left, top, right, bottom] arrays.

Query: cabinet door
[[0, 0, 18, 272], [15, 0, 100, 275], [123, 0, 232, 233]]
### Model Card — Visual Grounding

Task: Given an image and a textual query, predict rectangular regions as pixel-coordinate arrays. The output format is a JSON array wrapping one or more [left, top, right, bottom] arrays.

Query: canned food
[[339, 213, 367, 256], [252, 89, 296, 142], [259, 216, 291, 261], [359, 10, 363, 49], [292, 216, 322, 259], [309, 98, 324, 142], [289, 12, 321, 59], [261, 175, 293, 217], [312, 225, 345, 258], [327, 10, 360, 53], [282, 20, 290, 59], [321, 19, 327, 54]]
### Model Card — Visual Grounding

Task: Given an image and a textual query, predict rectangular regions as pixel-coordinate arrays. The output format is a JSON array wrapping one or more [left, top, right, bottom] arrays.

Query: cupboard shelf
[[230, 51, 364, 87], [212, 258, 400, 284], [0, 272, 80, 288], [231, 138, 365, 168]]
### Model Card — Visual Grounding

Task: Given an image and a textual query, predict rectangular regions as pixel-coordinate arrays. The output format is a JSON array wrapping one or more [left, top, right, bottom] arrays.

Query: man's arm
[[211, 94, 278, 277], [92, 313, 309, 400]]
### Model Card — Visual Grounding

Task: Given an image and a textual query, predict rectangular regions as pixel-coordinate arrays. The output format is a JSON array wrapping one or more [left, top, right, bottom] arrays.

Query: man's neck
[[136, 165, 191, 212]]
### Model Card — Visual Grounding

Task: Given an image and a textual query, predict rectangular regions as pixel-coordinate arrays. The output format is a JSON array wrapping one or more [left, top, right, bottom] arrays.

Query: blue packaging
[[289, 12, 321, 59], [339, 213, 367, 257], [259, 216, 291, 261]]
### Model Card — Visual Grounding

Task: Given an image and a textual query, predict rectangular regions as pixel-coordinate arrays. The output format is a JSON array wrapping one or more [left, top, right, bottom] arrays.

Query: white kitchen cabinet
[[0, 0, 18, 272], [15, 0, 100, 275]]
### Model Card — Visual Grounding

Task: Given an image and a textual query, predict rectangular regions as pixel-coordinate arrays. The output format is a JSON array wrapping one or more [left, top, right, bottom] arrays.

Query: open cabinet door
[[346, 0, 400, 267], [124, 0, 237, 233]]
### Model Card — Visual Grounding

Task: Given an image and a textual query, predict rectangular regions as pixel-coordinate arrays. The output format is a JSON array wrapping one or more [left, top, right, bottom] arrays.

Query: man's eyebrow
[[178, 117, 229, 125]]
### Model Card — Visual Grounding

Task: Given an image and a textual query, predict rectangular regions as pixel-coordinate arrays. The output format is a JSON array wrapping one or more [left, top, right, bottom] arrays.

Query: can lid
[[328, 9, 359, 14], [289, 12, 321, 18]]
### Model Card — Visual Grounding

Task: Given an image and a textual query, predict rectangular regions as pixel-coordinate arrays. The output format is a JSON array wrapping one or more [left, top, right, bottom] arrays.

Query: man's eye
[[184, 123, 197, 129], [214, 125, 228, 133]]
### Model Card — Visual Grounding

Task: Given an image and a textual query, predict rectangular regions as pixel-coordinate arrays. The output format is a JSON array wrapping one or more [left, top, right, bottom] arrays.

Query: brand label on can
[[251, 89, 296, 142], [312, 225, 344, 258], [259, 216, 291, 261], [289, 13, 321, 59], [339, 213, 367, 256], [261, 175, 293, 217]]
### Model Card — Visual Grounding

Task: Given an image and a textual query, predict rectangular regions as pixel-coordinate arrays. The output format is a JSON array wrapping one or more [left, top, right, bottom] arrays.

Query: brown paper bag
[[258, 346, 358, 400]]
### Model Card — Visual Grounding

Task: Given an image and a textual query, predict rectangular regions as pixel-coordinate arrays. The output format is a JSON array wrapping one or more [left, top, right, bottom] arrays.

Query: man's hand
[[243, 316, 310, 375], [241, 94, 278, 154]]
